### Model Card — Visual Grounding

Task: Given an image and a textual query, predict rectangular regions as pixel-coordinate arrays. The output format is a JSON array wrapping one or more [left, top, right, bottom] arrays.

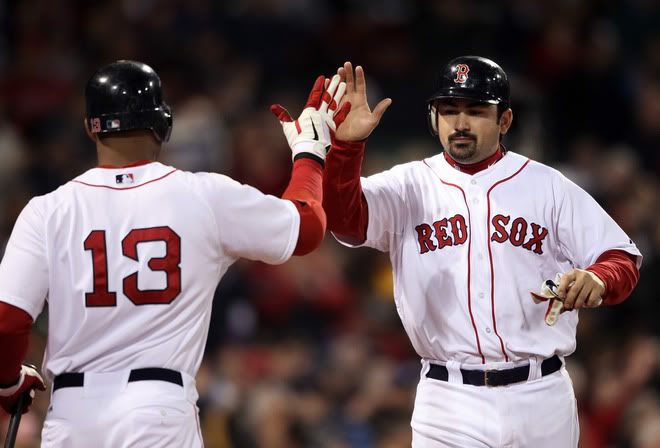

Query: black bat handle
[[4, 392, 29, 448]]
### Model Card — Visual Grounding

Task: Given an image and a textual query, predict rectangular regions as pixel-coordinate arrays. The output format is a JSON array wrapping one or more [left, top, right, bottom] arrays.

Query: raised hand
[[271, 75, 350, 165], [334, 62, 392, 142]]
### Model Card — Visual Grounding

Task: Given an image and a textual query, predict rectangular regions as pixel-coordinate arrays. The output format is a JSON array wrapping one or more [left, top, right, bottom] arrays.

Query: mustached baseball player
[[0, 60, 349, 446], [322, 57, 641, 447]]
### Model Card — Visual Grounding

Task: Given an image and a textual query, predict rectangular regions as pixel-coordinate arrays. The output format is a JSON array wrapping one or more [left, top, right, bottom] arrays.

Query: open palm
[[334, 62, 392, 142]]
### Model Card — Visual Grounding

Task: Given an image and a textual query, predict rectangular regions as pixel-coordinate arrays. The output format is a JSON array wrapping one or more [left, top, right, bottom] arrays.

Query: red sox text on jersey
[[415, 214, 548, 255]]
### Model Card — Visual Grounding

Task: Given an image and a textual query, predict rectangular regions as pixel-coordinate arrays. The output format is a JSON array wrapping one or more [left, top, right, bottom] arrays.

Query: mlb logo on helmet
[[115, 173, 134, 184], [106, 119, 121, 129]]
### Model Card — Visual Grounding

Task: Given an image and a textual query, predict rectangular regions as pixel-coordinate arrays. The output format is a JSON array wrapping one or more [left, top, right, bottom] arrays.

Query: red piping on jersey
[[97, 160, 155, 169], [424, 160, 485, 363], [486, 159, 531, 362], [71, 169, 178, 190]]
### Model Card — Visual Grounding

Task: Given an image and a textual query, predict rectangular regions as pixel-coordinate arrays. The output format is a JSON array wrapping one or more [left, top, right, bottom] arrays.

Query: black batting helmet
[[427, 56, 510, 135], [85, 60, 173, 142]]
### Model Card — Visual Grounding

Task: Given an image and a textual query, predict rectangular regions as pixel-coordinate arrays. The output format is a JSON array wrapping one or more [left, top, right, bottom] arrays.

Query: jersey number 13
[[84, 226, 181, 307]]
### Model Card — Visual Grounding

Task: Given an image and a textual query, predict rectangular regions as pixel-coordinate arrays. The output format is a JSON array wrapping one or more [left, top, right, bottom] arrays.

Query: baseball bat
[[4, 392, 29, 448]]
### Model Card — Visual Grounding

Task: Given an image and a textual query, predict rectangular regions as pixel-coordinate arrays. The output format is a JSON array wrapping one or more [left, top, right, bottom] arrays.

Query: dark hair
[[497, 103, 510, 120]]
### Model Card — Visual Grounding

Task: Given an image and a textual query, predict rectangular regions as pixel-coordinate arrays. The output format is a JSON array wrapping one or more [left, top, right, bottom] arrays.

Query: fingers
[[355, 65, 367, 96], [330, 81, 347, 113], [372, 98, 392, 122], [558, 269, 605, 309], [333, 102, 352, 128], [305, 75, 326, 109], [342, 61, 355, 92], [586, 289, 603, 308], [320, 75, 341, 113], [556, 270, 575, 300], [270, 104, 293, 122], [565, 279, 586, 309]]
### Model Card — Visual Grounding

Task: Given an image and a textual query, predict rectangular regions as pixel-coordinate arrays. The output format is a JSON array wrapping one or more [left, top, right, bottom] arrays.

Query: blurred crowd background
[[0, 0, 659, 447]]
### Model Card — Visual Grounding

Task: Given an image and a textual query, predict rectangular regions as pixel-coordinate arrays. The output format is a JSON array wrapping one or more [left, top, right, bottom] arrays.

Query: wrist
[[293, 153, 325, 167], [0, 369, 23, 396], [0, 375, 20, 389], [586, 268, 608, 296], [331, 137, 366, 152]]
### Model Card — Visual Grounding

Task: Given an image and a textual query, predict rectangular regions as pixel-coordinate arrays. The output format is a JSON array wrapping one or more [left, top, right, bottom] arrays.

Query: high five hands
[[271, 75, 351, 165], [333, 62, 392, 142]]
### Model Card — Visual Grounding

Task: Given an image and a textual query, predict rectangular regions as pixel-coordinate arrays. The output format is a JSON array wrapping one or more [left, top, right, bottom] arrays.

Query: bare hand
[[557, 269, 605, 309], [334, 62, 392, 142]]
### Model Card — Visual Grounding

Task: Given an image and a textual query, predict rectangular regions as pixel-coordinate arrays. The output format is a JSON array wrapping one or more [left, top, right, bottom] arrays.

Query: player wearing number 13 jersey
[[0, 60, 349, 447]]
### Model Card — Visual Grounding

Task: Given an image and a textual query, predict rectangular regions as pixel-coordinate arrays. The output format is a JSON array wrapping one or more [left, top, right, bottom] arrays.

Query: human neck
[[444, 145, 504, 175], [96, 133, 159, 167]]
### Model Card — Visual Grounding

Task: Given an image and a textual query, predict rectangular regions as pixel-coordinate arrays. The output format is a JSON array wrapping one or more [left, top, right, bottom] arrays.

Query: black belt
[[426, 355, 562, 387], [53, 368, 183, 391]]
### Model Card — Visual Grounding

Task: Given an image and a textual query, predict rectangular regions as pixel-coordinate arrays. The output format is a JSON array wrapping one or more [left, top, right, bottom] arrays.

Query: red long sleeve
[[586, 249, 640, 305], [323, 138, 369, 243], [0, 302, 32, 385], [282, 158, 326, 255]]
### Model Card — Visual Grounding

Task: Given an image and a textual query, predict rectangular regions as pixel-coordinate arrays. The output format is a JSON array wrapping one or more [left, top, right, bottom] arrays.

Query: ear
[[83, 118, 97, 143], [499, 108, 513, 135], [427, 103, 438, 135]]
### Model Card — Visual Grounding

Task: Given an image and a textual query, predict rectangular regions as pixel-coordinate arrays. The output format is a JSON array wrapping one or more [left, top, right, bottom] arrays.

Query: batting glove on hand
[[0, 364, 45, 414], [271, 74, 351, 166]]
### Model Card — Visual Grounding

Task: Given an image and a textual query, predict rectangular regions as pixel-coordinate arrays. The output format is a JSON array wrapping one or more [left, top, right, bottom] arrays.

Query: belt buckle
[[484, 369, 496, 387]]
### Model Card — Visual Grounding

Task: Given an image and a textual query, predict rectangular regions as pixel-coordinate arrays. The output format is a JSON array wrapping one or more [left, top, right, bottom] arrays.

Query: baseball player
[[322, 57, 641, 447], [0, 60, 349, 446]]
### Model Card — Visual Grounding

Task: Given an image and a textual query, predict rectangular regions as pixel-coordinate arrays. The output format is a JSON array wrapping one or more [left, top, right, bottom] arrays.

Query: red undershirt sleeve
[[322, 138, 369, 244], [282, 158, 326, 256], [0, 302, 32, 385], [586, 249, 640, 305]]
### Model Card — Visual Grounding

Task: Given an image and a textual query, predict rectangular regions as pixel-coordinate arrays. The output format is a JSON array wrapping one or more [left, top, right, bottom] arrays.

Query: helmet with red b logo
[[427, 56, 510, 135]]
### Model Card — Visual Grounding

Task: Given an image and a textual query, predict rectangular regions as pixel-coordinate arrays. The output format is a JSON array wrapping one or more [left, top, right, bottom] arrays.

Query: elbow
[[0, 302, 33, 335], [292, 201, 326, 256]]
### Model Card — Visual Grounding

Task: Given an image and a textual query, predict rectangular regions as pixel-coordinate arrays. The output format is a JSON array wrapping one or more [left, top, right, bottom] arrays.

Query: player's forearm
[[282, 158, 326, 255], [323, 139, 369, 242], [586, 250, 639, 305], [0, 302, 32, 384]]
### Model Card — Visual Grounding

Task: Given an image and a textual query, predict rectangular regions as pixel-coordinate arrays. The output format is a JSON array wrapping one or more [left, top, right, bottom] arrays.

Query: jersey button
[[478, 292, 485, 299], [470, 179, 477, 185], [485, 327, 492, 333], [472, 198, 479, 204]]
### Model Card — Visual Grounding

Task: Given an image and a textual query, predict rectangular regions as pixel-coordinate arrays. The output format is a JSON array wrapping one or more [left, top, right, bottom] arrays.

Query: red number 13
[[84, 227, 181, 307]]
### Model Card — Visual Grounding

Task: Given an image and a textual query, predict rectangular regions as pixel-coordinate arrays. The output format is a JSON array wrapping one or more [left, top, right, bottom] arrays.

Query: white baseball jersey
[[337, 151, 641, 365], [0, 161, 299, 381]]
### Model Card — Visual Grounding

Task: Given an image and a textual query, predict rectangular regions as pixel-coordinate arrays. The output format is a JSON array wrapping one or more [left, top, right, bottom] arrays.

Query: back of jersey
[[0, 162, 299, 380]]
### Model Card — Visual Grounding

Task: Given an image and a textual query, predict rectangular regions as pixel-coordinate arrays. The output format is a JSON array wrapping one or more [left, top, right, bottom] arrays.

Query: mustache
[[449, 132, 477, 141]]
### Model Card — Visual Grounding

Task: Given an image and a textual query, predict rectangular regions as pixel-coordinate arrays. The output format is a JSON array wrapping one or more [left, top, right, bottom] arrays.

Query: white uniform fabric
[[42, 370, 202, 448], [412, 363, 579, 447], [336, 151, 641, 447], [0, 161, 299, 447]]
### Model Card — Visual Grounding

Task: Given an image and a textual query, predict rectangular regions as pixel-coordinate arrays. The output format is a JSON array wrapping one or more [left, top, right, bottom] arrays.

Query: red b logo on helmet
[[454, 64, 470, 84]]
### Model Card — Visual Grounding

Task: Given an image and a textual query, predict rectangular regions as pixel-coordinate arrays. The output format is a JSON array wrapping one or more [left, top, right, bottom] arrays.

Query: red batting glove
[[0, 364, 46, 414]]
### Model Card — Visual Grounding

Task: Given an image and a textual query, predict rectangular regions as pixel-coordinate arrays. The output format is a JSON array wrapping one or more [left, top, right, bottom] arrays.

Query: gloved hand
[[0, 364, 46, 414], [271, 74, 351, 166]]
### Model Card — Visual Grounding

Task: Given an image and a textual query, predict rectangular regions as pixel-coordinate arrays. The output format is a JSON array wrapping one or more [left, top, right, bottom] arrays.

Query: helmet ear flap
[[161, 103, 173, 142], [427, 103, 438, 136]]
